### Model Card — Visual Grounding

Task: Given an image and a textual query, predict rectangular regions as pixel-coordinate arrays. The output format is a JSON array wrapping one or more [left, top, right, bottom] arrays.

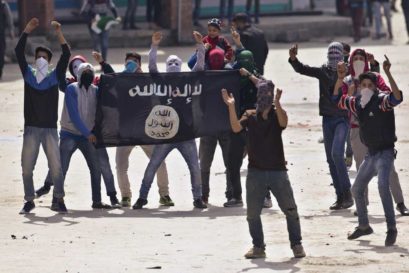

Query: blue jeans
[[373, 1, 392, 36], [139, 140, 202, 200], [89, 28, 109, 61], [59, 136, 102, 203], [21, 127, 65, 201], [246, 169, 302, 248], [44, 147, 117, 197], [322, 116, 351, 197], [97, 147, 117, 196], [352, 148, 396, 229]]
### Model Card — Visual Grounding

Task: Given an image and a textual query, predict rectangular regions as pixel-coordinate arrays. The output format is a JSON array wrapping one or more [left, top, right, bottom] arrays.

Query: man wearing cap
[[232, 13, 268, 75]]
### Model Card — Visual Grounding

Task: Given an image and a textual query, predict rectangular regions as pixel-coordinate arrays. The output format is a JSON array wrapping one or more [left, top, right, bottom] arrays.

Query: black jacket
[[289, 57, 348, 118], [357, 95, 397, 154], [238, 25, 269, 75]]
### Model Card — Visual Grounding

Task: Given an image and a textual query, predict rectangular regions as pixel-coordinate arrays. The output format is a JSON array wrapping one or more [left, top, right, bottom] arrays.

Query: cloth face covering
[[166, 55, 182, 73], [327, 42, 344, 71], [35, 57, 49, 84], [360, 88, 374, 108], [80, 71, 94, 90], [256, 80, 275, 114], [208, 48, 225, 70], [124, 60, 138, 73], [237, 50, 256, 72], [72, 59, 84, 79], [353, 60, 365, 79]]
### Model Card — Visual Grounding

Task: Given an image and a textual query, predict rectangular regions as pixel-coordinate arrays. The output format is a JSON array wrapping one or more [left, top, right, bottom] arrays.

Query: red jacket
[[202, 35, 233, 61]]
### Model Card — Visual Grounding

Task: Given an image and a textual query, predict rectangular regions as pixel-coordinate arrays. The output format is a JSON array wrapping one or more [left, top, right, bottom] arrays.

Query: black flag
[[95, 70, 241, 147]]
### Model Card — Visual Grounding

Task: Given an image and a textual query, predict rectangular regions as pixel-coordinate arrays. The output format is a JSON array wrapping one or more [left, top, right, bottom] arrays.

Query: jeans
[[21, 127, 65, 202], [402, 0, 409, 36], [199, 133, 231, 199], [373, 1, 392, 36], [352, 148, 396, 229], [89, 27, 109, 61], [350, 127, 404, 204], [123, 0, 138, 28], [59, 136, 102, 202], [220, 0, 234, 22], [97, 148, 117, 196], [193, 0, 201, 24], [322, 116, 351, 197], [246, 0, 260, 24], [227, 131, 247, 200], [44, 147, 117, 197], [246, 169, 302, 248], [345, 127, 353, 158], [116, 145, 170, 198], [139, 140, 202, 200]]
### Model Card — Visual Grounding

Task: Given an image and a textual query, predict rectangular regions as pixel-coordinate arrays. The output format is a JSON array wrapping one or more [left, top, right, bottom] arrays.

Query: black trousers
[[123, 0, 138, 27], [146, 0, 161, 23], [403, 0, 409, 36], [0, 34, 5, 78]]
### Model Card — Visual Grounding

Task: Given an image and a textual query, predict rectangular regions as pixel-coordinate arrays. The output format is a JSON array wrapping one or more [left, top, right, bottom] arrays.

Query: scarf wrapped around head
[[256, 80, 275, 114], [327, 42, 344, 71], [166, 55, 182, 73]]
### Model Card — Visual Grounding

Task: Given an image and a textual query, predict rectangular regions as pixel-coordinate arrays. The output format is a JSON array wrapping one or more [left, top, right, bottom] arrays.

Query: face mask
[[360, 88, 374, 108], [237, 51, 256, 73], [80, 70, 94, 90], [209, 49, 225, 70], [35, 57, 49, 84], [327, 42, 344, 71], [166, 55, 182, 73], [256, 80, 275, 113], [124, 60, 139, 73], [72, 59, 84, 79], [353, 60, 365, 78]]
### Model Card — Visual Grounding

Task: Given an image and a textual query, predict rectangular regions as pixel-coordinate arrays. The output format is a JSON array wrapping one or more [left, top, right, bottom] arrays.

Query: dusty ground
[[1, 11, 409, 273]]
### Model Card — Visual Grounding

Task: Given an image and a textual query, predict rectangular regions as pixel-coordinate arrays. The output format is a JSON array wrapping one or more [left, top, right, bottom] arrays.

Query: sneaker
[[223, 198, 244, 207], [110, 196, 122, 208], [121, 197, 131, 207], [342, 190, 354, 209], [385, 228, 397, 246], [396, 202, 409, 216], [159, 195, 175, 206], [92, 202, 112, 209], [347, 226, 374, 240], [19, 201, 35, 214], [329, 196, 343, 210], [132, 198, 148, 209], [193, 198, 207, 209], [35, 185, 51, 198], [345, 156, 353, 168], [51, 198, 68, 214], [263, 197, 273, 208], [244, 247, 266, 259], [292, 244, 306, 258]]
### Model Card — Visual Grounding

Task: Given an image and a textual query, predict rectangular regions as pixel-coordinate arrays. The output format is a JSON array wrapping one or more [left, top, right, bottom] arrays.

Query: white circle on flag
[[145, 105, 180, 139]]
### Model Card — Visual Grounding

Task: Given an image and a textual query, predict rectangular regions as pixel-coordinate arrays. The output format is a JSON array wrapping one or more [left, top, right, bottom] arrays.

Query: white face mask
[[353, 60, 365, 79], [166, 55, 182, 73], [360, 88, 374, 108], [72, 59, 84, 79], [35, 57, 49, 84]]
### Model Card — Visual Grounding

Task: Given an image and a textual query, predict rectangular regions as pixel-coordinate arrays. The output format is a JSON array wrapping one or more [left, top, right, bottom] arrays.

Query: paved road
[[1, 12, 409, 273]]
